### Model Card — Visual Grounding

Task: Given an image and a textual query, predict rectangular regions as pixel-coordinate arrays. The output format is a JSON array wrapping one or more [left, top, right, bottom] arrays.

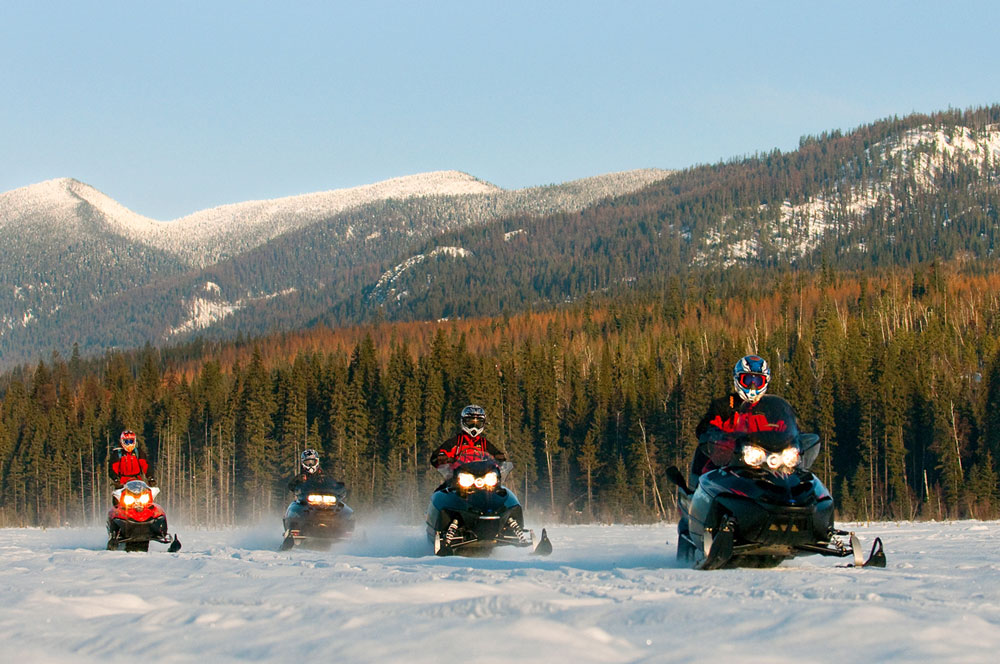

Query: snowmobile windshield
[[298, 476, 345, 494], [453, 448, 495, 466], [735, 395, 799, 452], [451, 449, 501, 491]]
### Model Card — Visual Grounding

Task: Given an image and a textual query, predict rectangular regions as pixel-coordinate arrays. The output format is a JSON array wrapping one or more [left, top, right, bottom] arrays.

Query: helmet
[[120, 430, 137, 453], [733, 355, 770, 403], [300, 449, 320, 474], [460, 404, 486, 438]]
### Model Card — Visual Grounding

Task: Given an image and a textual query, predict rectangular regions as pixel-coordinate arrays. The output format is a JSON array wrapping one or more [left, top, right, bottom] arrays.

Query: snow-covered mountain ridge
[[0, 171, 502, 267], [699, 124, 1000, 266], [0, 167, 671, 365], [1, 169, 671, 268]]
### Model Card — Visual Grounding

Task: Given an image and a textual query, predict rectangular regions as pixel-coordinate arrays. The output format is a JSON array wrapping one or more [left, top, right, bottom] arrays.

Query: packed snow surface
[[2, 520, 997, 663]]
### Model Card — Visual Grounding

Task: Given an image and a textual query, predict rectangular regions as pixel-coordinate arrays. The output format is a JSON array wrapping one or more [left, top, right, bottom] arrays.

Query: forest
[[2, 260, 999, 527]]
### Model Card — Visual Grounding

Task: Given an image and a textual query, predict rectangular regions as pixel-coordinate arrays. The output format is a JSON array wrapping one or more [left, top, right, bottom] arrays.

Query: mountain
[[5, 106, 999, 368], [0, 168, 670, 366], [350, 108, 1000, 324]]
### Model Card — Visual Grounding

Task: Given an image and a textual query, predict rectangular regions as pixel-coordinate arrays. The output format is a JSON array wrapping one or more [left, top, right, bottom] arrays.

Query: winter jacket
[[288, 467, 326, 493], [691, 394, 787, 478], [430, 433, 506, 467], [109, 448, 150, 487]]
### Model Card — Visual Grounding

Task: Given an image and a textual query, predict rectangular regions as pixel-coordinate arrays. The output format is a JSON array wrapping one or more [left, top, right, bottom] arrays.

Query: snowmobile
[[426, 449, 551, 556], [106, 480, 181, 552], [667, 395, 885, 570], [280, 477, 355, 550]]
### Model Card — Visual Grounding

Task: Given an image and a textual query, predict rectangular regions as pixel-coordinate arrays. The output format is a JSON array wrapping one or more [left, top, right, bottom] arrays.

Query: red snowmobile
[[106, 480, 181, 552]]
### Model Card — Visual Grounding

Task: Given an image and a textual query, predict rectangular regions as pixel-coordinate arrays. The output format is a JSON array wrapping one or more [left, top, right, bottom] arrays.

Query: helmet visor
[[738, 373, 767, 390], [462, 416, 485, 430], [302, 457, 319, 469]]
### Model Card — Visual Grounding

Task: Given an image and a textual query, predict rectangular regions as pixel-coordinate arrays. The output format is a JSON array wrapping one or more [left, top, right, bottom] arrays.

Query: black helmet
[[300, 449, 320, 474], [460, 404, 486, 438]]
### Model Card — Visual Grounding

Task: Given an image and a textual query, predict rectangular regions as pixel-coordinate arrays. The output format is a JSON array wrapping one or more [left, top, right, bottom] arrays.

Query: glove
[[433, 451, 451, 466], [146, 477, 157, 487]]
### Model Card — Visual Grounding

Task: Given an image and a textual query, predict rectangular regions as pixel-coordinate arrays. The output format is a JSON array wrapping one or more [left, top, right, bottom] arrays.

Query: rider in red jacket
[[690, 355, 772, 486], [109, 430, 152, 488], [430, 405, 506, 474]]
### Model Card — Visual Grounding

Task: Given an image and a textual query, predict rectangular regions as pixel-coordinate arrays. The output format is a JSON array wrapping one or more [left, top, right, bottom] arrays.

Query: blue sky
[[2, 1, 998, 219]]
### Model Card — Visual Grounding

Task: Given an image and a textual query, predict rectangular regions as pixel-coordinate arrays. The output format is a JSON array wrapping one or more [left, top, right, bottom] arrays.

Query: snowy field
[[2, 519, 998, 663]]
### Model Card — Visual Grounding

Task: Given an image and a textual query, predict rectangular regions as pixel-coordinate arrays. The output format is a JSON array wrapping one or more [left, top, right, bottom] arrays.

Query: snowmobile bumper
[[718, 491, 833, 542], [108, 515, 169, 543], [107, 516, 180, 552], [281, 502, 355, 549]]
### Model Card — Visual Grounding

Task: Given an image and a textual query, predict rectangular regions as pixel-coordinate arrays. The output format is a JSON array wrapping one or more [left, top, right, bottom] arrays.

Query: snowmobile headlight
[[457, 473, 475, 489], [122, 494, 137, 506], [483, 472, 498, 487], [307, 494, 338, 505], [742, 445, 767, 467], [781, 447, 800, 468], [766, 454, 783, 470]]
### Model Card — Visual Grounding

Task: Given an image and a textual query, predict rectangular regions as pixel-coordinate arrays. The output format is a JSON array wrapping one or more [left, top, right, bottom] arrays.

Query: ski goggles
[[462, 416, 486, 428], [737, 373, 767, 389], [302, 458, 319, 469]]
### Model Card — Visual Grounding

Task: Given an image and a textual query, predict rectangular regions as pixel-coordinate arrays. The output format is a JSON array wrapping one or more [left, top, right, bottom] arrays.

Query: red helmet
[[120, 430, 137, 452]]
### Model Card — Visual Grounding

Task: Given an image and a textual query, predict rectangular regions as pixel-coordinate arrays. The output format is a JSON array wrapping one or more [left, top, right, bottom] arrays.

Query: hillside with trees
[[3, 261, 999, 526], [346, 107, 1000, 325]]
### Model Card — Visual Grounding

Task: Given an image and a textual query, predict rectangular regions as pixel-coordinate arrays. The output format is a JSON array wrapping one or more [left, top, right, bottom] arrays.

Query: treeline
[[2, 262, 1000, 527]]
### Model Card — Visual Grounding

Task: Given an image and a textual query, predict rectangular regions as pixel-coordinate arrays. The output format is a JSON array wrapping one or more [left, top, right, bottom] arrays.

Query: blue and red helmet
[[734, 355, 770, 403]]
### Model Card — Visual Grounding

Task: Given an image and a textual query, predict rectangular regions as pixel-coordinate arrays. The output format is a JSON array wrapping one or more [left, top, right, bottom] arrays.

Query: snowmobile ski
[[531, 528, 552, 556], [837, 535, 886, 568], [697, 517, 735, 570]]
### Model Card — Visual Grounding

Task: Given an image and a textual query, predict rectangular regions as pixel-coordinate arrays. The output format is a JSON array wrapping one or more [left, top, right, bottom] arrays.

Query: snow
[[2, 520, 998, 663], [166, 286, 297, 338], [370, 247, 471, 304], [429, 246, 472, 258]]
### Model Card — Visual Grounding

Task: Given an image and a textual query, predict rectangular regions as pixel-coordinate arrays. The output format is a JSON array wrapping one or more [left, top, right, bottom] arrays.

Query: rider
[[690, 355, 771, 487], [432, 405, 526, 545], [430, 405, 507, 476], [288, 449, 326, 492], [109, 429, 152, 488]]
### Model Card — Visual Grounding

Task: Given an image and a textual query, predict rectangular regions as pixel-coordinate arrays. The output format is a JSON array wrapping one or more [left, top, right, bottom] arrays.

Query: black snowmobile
[[426, 449, 551, 556], [667, 395, 885, 570], [280, 477, 355, 550]]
